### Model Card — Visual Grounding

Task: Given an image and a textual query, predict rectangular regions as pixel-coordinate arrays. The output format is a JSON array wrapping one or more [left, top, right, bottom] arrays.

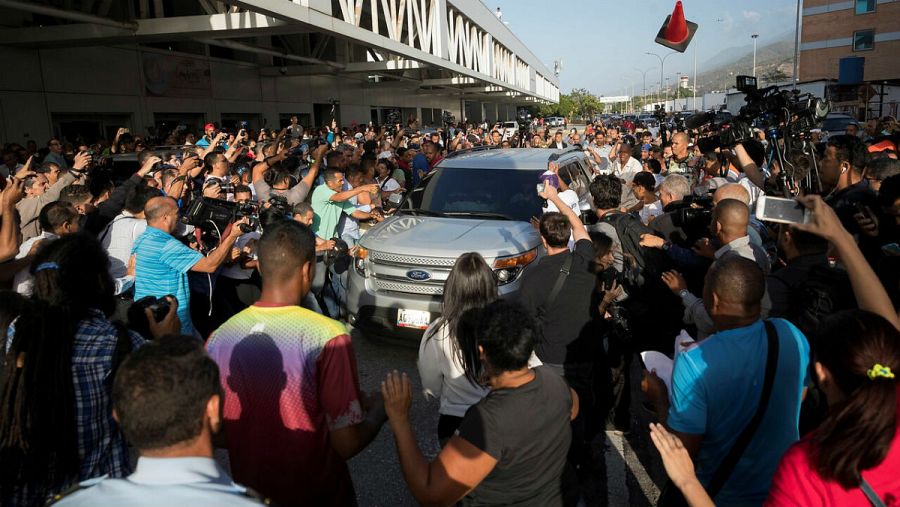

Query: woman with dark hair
[[418, 252, 505, 442], [388, 300, 577, 506], [0, 234, 176, 506], [766, 310, 900, 506]]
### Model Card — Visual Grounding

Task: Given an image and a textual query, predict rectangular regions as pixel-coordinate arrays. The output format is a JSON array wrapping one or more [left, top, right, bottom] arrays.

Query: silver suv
[[347, 147, 595, 339]]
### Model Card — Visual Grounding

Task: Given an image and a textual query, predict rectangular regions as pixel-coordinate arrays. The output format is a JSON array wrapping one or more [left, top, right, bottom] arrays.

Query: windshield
[[821, 116, 856, 132], [401, 167, 543, 222]]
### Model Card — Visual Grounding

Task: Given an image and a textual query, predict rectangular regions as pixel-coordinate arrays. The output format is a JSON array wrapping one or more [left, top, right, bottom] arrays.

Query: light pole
[[751, 34, 759, 77], [792, 0, 802, 84], [633, 67, 656, 111], [646, 51, 677, 114]]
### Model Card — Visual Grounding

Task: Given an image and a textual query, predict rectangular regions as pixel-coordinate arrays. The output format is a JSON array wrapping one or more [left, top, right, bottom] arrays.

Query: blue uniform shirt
[[668, 318, 810, 506], [132, 226, 203, 335], [53, 457, 264, 506]]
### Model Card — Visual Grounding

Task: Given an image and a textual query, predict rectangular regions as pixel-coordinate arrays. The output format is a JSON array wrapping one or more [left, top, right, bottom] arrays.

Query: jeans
[[321, 233, 357, 319]]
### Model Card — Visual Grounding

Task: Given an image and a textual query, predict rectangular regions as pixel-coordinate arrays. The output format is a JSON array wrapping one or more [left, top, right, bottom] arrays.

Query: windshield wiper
[[399, 208, 447, 217], [442, 211, 513, 221]]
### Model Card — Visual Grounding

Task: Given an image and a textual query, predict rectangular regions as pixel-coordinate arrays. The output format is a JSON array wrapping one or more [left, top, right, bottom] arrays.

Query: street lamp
[[646, 51, 678, 113], [751, 34, 759, 77], [633, 66, 656, 109]]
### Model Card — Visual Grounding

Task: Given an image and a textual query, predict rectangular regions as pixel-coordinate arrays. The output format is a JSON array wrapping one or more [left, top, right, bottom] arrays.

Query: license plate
[[397, 309, 431, 330]]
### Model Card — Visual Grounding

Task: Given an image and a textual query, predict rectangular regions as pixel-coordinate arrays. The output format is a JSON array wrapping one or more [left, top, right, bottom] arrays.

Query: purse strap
[[536, 253, 573, 323], [860, 478, 887, 507], [707, 320, 780, 498]]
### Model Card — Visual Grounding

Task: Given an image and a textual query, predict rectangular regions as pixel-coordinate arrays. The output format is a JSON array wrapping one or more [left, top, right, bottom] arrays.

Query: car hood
[[359, 215, 541, 258]]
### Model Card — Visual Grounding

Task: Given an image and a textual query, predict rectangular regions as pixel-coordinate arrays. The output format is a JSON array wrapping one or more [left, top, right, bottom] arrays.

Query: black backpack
[[771, 263, 857, 337], [597, 212, 672, 288]]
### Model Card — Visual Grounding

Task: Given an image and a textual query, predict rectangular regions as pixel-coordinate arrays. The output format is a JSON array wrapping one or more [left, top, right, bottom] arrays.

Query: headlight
[[492, 249, 537, 285], [354, 246, 369, 277]]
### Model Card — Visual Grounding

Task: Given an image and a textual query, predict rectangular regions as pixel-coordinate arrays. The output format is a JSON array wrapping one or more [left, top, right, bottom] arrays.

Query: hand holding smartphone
[[755, 196, 811, 225]]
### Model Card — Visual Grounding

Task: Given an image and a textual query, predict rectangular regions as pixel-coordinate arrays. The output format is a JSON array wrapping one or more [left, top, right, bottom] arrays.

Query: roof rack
[[442, 144, 502, 159]]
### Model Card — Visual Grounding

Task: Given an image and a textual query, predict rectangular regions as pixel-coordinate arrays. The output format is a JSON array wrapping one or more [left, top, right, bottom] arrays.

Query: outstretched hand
[[381, 370, 412, 421]]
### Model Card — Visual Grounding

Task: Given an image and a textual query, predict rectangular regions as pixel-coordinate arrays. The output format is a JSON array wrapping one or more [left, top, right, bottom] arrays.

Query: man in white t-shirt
[[100, 185, 157, 293]]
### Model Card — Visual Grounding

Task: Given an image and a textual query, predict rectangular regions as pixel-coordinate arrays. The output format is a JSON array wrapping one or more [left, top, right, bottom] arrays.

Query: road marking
[[606, 431, 661, 506], [605, 432, 629, 506]]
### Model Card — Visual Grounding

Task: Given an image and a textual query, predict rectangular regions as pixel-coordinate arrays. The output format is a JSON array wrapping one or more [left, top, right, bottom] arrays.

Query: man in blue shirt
[[133, 197, 246, 337], [645, 255, 810, 506]]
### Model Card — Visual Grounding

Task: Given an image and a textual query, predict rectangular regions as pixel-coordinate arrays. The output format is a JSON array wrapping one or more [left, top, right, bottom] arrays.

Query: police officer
[[51, 337, 267, 506]]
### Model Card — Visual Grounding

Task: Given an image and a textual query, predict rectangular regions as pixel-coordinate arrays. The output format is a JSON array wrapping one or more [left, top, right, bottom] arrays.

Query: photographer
[[133, 196, 249, 338]]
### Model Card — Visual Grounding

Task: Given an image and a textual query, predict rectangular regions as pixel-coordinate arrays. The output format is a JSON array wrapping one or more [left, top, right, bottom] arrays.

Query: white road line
[[605, 431, 629, 506], [605, 431, 661, 506]]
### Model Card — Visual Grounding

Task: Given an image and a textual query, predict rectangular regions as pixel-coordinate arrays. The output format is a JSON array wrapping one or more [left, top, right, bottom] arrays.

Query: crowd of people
[[0, 110, 898, 507]]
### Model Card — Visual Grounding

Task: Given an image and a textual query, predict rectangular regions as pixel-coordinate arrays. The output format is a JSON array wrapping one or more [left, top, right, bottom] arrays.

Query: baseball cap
[[377, 151, 393, 160], [204, 123, 215, 131], [354, 132, 364, 140], [642, 143, 652, 152]]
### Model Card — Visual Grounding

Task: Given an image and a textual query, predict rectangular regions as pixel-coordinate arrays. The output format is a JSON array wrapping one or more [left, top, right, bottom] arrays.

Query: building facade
[[799, 0, 900, 82], [0, 0, 559, 145]]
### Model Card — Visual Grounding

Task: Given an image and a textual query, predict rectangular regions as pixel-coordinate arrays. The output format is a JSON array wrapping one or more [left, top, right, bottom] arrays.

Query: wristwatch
[[662, 240, 672, 252], [678, 289, 690, 299]]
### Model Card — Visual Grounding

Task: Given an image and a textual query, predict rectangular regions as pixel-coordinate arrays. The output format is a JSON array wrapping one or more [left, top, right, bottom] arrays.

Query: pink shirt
[[765, 387, 900, 507]]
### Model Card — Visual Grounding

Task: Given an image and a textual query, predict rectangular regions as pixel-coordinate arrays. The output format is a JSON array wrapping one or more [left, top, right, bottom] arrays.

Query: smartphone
[[755, 196, 811, 224], [536, 182, 545, 194]]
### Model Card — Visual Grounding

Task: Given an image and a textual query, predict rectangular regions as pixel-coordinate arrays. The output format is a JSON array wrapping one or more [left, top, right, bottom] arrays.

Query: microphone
[[684, 111, 715, 130]]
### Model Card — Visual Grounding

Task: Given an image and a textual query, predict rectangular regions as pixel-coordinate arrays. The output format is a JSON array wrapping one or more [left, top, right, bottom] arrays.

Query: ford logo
[[406, 270, 432, 281]]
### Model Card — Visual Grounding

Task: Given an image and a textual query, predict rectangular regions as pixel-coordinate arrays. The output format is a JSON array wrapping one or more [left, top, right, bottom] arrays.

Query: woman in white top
[[374, 159, 401, 201], [417, 253, 498, 443]]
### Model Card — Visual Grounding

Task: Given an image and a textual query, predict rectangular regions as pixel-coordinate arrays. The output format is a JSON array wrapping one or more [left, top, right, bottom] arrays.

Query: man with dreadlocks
[[0, 234, 179, 506]]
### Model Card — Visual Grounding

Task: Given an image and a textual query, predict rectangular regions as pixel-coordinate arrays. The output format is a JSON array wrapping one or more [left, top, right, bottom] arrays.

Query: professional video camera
[[182, 197, 259, 244], [686, 75, 830, 194], [669, 191, 715, 246]]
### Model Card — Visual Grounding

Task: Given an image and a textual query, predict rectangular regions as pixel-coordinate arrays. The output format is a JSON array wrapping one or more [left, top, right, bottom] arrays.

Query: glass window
[[402, 167, 543, 222], [855, 0, 875, 14], [853, 30, 875, 51]]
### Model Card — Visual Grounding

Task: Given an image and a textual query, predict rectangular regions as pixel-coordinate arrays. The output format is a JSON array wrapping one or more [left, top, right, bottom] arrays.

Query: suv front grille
[[367, 250, 456, 296], [369, 251, 458, 268]]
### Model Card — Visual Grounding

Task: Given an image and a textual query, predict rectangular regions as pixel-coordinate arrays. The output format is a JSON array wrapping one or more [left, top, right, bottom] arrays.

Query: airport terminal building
[[0, 0, 559, 144]]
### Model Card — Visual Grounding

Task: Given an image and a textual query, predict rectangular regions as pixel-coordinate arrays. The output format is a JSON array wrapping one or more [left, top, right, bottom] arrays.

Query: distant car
[[820, 113, 859, 139]]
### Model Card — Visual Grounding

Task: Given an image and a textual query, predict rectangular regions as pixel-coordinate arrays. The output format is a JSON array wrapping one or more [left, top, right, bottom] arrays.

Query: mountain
[[694, 34, 795, 93]]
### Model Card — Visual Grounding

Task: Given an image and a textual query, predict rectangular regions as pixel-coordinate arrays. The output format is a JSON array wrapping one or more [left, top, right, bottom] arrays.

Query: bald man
[[647, 256, 810, 506], [659, 198, 771, 338], [132, 196, 247, 336], [667, 132, 695, 177]]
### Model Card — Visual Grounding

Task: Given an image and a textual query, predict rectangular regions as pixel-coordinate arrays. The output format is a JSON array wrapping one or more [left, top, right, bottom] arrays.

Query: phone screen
[[759, 197, 806, 224]]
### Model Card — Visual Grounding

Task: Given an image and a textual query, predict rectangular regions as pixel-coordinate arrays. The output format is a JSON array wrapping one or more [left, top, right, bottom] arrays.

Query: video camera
[[686, 76, 831, 194], [182, 197, 259, 243], [688, 76, 830, 153]]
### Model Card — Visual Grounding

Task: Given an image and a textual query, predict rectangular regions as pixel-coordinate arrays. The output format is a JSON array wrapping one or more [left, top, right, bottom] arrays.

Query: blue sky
[[484, 0, 799, 96]]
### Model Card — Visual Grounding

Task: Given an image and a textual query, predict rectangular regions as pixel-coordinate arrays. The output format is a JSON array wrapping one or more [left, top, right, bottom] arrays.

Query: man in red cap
[[195, 123, 218, 149]]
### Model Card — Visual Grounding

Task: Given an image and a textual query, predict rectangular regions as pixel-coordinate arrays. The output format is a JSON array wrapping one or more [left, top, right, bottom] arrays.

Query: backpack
[[771, 263, 857, 337], [598, 212, 672, 288]]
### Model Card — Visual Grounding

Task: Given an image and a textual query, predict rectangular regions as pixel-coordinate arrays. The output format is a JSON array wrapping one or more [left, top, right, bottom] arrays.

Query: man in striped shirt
[[132, 196, 247, 336]]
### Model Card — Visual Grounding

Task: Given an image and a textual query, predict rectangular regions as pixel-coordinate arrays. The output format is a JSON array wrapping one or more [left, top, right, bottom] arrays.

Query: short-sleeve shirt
[[206, 304, 364, 507], [765, 390, 900, 507], [516, 239, 599, 365], [310, 184, 356, 240], [132, 226, 203, 335], [668, 319, 810, 506], [456, 366, 571, 506]]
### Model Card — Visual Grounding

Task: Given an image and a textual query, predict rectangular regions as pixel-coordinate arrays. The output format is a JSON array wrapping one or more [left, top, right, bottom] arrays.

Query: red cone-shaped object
[[664, 1, 689, 43], [655, 0, 698, 53]]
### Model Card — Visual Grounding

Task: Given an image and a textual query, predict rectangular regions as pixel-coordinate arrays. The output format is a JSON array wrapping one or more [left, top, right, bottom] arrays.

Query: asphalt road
[[346, 328, 669, 507]]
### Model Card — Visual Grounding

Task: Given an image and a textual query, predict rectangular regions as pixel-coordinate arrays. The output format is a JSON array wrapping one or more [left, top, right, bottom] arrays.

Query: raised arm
[[731, 143, 766, 190], [539, 184, 589, 243], [793, 195, 899, 329]]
